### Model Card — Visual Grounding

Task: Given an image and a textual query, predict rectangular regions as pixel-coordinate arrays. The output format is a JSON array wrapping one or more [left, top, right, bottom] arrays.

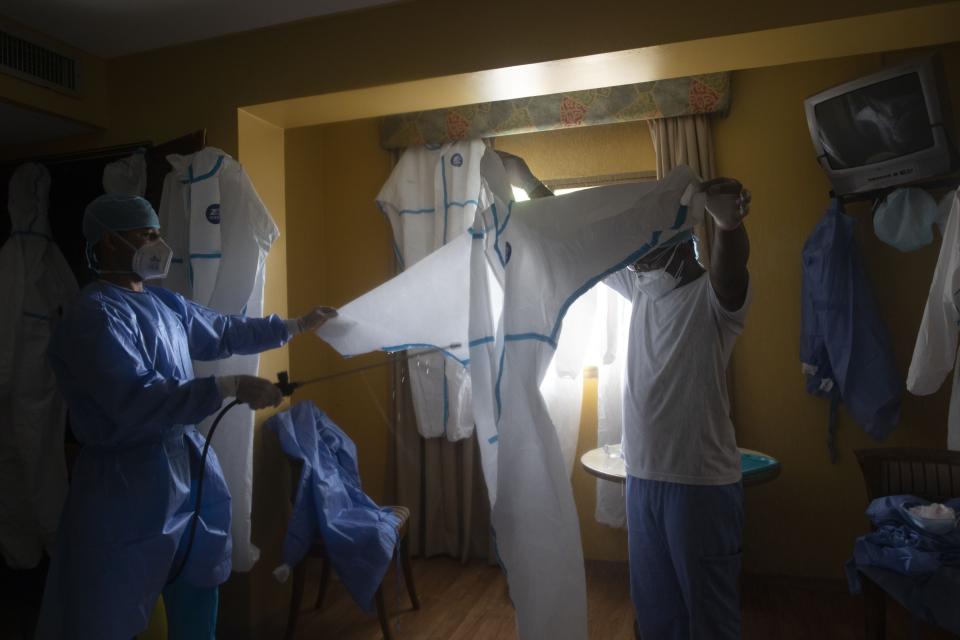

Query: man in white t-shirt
[[499, 151, 751, 639]]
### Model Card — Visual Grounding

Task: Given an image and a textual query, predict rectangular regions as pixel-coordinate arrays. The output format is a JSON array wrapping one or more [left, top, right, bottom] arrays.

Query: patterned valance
[[380, 73, 730, 149]]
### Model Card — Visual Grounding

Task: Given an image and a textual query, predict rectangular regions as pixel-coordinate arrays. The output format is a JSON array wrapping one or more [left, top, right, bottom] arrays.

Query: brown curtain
[[387, 361, 491, 561], [647, 114, 716, 265]]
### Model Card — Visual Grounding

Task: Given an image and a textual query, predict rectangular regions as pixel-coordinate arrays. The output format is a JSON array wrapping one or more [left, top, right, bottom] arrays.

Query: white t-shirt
[[605, 269, 751, 485]]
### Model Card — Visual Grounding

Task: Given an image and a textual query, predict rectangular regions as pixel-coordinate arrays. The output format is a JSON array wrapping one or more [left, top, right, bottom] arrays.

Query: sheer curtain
[[593, 286, 633, 528]]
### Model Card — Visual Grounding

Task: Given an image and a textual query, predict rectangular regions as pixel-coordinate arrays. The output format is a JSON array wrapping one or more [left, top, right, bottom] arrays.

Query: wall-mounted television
[[804, 55, 956, 196]]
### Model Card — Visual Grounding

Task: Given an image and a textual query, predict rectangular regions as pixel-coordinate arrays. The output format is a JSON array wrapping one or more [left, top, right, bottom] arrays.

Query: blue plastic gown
[[800, 200, 902, 453], [266, 401, 400, 612], [37, 281, 290, 640]]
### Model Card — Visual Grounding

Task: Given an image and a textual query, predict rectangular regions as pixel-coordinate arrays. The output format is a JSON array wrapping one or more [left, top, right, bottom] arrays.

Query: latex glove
[[496, 150, 543, 193], [702, 177, 751, 230], [217, 374, 283, 409], [273, 564, 292, 583], [287, 306, 338, 335]]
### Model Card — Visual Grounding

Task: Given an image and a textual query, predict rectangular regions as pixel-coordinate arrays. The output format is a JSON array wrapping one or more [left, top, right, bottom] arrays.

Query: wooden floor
[[291, 557, 959, 640], [3, 556, 956, 638]]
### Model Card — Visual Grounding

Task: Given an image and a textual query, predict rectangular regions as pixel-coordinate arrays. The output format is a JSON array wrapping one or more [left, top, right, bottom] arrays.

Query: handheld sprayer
[[168, 343, 461, 583]]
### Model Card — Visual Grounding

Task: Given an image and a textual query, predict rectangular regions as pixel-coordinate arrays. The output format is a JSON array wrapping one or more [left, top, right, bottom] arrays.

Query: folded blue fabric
[[847, 495, 960, 591]]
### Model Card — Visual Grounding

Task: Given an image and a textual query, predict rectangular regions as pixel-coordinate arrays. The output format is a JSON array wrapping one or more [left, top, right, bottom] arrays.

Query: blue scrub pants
[[626, 476, 743, 640], [162, 580, 219, 639]]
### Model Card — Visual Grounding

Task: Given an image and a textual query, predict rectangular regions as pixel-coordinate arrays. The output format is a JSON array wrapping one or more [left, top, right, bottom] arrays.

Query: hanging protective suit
[[37, 282, 292, 640], [908, 190, 960, 451], [0, 163, 77, 569], [266, 401, 400, 611], [801, 199, 902, 458], [316, 150, 705, 640], [376, 140, 485, 441], [158, 147, 279, 571]]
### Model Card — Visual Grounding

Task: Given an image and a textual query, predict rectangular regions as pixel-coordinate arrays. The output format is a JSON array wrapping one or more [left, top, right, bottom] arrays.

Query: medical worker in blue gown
[[37, 194, 333, 640], [500, 151, 752, 640]]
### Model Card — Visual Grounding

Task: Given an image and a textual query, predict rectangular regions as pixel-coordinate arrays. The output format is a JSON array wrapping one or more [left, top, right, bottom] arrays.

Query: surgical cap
[[873, 188, 938, 252], [83, 194, 159, 245]]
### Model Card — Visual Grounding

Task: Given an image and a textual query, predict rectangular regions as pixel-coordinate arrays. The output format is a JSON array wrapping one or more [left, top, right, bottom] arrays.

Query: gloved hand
[[496, 150, 543, 193], [217, 375, 283, 409], [702, 177, 751, 230], [286, 306, 338, 336]]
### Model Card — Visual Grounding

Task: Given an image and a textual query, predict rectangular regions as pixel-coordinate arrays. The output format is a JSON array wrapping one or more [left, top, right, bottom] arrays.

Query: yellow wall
[[284, 118, 395, 507], [714, 44, 959, 579], [229, 111, 292, 636]]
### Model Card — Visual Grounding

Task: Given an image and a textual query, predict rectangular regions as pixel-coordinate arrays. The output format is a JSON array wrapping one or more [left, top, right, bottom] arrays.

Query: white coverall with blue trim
[[316, 150, 705, 640]]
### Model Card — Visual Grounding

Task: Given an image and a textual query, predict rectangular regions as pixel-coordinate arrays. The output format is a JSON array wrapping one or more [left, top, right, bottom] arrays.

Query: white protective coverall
[[317, 150, 705, 639], [908, 189, 960, 451], [0, 163, 78, 568], [376, 140, 485, 441], [158, 147, 280, 570]]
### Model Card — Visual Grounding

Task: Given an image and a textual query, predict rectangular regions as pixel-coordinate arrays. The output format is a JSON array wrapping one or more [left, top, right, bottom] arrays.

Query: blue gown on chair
[[266, 401, 400, 612]]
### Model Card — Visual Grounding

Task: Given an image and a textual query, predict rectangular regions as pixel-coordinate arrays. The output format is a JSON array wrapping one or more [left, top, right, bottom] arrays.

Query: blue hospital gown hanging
[[801, 199, 902, 458]]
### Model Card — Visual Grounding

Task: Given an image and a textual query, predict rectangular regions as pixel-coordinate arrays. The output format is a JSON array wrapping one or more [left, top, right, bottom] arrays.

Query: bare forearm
[[497, 150, 553, 199], [710, 223, 750, 310]]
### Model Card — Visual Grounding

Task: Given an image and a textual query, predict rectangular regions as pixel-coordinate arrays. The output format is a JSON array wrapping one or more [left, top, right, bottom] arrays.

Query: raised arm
[[703, 178, 751, 311], [497, 151, 554, 199]]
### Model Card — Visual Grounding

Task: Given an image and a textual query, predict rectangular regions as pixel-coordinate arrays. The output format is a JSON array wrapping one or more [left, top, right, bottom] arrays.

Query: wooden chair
[[854, 447, 960, 639], [283, 460, 420, 640]]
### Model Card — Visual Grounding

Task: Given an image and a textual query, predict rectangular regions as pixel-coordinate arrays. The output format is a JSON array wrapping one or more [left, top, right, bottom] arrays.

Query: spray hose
[[168, 343, 460, 584]]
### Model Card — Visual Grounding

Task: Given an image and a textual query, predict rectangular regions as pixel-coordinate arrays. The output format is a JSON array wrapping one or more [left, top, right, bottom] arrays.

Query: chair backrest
[[855, 448, 960, 503]]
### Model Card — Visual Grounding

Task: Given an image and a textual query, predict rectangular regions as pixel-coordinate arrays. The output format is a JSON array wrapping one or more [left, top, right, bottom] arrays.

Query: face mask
[[633, 244, 683, 300], [100, 231, 173, 280], [635, 264, 683, 299]]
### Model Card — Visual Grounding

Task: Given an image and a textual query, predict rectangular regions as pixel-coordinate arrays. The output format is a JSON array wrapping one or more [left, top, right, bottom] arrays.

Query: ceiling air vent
[[0, 29, 78, 93]]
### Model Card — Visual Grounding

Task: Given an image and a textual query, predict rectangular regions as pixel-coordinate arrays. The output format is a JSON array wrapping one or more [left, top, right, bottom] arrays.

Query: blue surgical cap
[[83, 194, 159, 246], [873, 188, 937, 253]]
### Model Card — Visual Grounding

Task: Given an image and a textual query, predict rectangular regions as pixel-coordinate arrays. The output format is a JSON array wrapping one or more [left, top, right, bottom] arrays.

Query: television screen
[[814, 73, 934, 170], [805, 55, 955, 195]]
